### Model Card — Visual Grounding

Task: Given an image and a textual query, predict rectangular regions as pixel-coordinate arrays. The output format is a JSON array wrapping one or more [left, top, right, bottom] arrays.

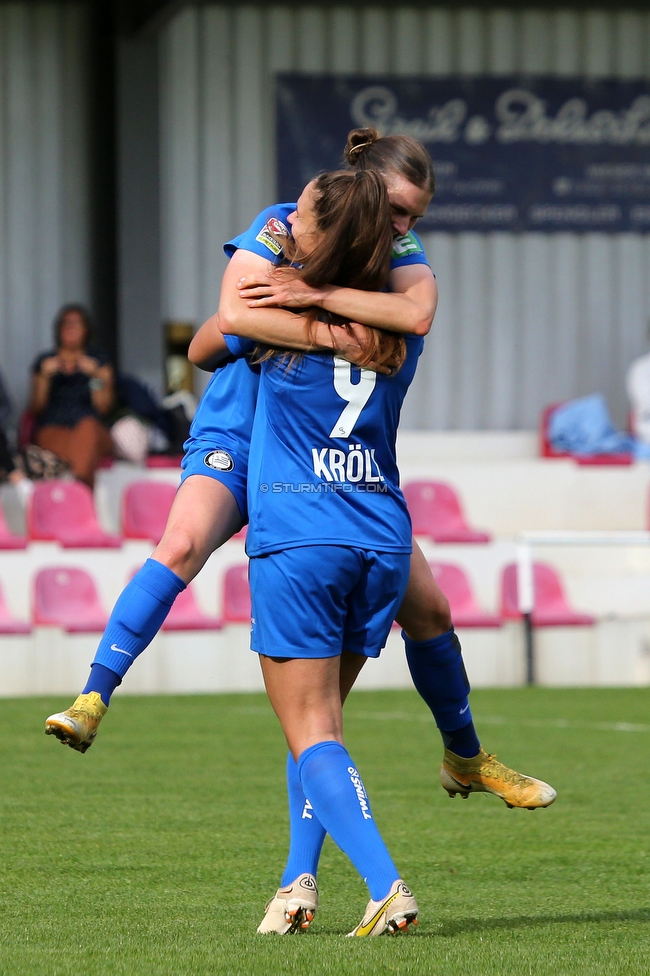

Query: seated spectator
[[627, 347, 650, 444], [0, 369, 32, 502], [29, 305, 114, 488]]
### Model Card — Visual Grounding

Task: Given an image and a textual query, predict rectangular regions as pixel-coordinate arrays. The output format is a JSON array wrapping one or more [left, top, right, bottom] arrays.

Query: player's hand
[[40, 356, 61, 378], [238, 273, 324, 309], [330, 323, 392, 375]]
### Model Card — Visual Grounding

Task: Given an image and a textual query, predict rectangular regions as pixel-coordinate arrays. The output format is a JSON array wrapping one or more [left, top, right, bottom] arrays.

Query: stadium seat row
[[0, 560, 593, 636], [0, 564, 250, 635], [1, 478, 489, 549]]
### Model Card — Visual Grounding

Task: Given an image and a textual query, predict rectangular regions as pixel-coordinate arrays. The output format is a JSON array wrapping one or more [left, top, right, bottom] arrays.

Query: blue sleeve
[[224, 334, 256, 358], [390, 230, 430, 270], [223, 204, 295, 264]]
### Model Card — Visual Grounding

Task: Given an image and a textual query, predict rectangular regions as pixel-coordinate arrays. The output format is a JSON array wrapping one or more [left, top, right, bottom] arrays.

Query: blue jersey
[[224, 203, 430, 272], [186, 203, 430, 475], [245, 336, 424, 557]]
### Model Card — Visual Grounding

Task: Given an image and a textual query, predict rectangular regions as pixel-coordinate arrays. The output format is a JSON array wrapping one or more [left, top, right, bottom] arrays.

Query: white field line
[[349, 711, 650, 734], [233, 705, 650, 734]]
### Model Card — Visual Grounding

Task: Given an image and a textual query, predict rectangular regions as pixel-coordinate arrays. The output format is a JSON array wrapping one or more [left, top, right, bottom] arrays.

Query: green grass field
[[0, 687, 649, 975]]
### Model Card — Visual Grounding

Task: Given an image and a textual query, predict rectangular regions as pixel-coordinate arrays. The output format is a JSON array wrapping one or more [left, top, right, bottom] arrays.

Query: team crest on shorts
[[203, 449, 235, 472]]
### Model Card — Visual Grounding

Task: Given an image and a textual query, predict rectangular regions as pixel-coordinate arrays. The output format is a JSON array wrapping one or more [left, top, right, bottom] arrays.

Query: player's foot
[[45, 692, 107, 753], [257, 873, 318, 934], [347, 880, 418, 937], [440, 747, 557, 809]]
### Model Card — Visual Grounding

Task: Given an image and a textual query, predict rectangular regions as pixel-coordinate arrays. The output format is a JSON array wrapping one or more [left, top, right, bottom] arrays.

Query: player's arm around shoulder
[[218, 250, 277, 338], [387, 263, 438, 337], [188, 314, 232, 371]]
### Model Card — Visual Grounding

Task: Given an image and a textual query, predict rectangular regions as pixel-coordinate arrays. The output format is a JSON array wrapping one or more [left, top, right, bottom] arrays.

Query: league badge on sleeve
[[391, 232, 423, 257], [255, 216, 289, 256]]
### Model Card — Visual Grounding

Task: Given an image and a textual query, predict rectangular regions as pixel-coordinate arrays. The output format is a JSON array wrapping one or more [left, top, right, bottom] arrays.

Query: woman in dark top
[[30, 304, 114, 487]]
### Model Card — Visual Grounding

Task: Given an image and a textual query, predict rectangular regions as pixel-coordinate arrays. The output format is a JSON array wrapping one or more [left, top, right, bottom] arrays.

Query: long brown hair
[[344, 127, 435, 194], [261, 169, 405, 371]]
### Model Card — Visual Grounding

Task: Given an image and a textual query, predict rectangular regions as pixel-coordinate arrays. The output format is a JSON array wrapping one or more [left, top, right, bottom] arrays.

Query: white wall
[[158, 4, 650, 430], [0, 2, 92, 419]]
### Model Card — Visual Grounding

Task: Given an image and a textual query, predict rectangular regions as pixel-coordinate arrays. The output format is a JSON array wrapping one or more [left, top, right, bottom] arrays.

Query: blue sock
[[92, 559, 186, 677], [280, 752, 326, 885], [297, 741, 399, 901], [403, 628, 481, 759], [82, 663, 121, 707]]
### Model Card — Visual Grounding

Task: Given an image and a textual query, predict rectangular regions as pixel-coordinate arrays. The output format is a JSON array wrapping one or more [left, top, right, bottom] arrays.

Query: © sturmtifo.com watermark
[[259, 482, 388, 494]]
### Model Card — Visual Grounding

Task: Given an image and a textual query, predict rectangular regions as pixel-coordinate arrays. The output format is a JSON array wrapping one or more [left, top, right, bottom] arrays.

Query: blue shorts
[[249, 545, 410, 659], [180, 441, 248, 522]]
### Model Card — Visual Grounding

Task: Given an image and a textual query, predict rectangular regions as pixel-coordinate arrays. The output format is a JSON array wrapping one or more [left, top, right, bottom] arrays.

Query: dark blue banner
[[276, 74, 650, 233]]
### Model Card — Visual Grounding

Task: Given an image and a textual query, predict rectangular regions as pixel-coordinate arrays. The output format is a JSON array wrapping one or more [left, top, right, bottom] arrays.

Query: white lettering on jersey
[[311, 444, 384, 483], [329, 359, 377, 438]]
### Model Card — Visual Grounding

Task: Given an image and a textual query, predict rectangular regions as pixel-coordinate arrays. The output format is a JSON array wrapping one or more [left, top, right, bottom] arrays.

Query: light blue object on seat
[[548, 395, 634, 457]]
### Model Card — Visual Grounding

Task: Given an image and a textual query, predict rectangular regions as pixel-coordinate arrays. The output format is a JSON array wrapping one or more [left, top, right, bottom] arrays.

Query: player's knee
[[153, 526, 203, 580], [397, 590, 452, 641]]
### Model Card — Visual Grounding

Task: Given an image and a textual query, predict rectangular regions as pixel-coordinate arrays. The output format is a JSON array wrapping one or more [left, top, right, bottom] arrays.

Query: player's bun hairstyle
[[344, 126, 435, 195], [262, 169, 405, 372]]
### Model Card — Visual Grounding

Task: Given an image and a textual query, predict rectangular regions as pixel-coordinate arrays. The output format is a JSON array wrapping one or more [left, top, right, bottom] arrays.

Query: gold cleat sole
[[45, 720, 95, 753], [440, 765, 556, 810]]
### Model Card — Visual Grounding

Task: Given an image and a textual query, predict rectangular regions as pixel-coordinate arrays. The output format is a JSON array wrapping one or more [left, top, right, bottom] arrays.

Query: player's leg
[[255, 548, 417, 936], [397, 541, 480, 754], [260, 653, 415, 936], [45, 475, 242, 752], [397, 540, 556, 809], [265, 648, 368, 934]]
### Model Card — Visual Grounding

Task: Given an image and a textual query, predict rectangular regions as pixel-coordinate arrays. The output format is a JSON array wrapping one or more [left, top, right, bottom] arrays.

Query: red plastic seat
[[146, 455, 183, 468], [0, 498, 27, 550], [0, 582, 31, 634], [122, 481, 177, 543], [428, 562, 500, 628], [162, 584, 222, 631], [500, 562, 595, 627], [33, 567, 109, 632], [540, 402, 632, 465], [222, 564, 251, 623], [28, 480, 121, 548], [403, 481, 491, 544]]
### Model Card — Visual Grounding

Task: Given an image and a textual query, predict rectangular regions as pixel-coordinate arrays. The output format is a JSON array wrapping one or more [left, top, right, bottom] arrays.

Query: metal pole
[[516, 541, 535, 686], [524, 612, 534, 685]]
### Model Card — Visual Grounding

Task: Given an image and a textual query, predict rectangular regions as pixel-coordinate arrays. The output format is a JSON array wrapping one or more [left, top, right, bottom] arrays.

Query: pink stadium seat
[[500, 562, 596, 627], [122, 481, 177, 543], [428, 562, 500, 628], [34, 567, 109, 632], [162, 584, 222, 631], [28, 480, 121, 548], [0, 499, 27, 550], [540, 403, 632, 466], [222, 564, 251, 623], [0, 582, 31, 634], [146, 455, 183, 468], [403, 481, 491, 544]]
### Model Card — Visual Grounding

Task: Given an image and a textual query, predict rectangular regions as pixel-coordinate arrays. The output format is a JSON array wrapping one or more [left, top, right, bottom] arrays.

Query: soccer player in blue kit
[[45, 130, 555, 855], [222, 167, 421, 935]]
